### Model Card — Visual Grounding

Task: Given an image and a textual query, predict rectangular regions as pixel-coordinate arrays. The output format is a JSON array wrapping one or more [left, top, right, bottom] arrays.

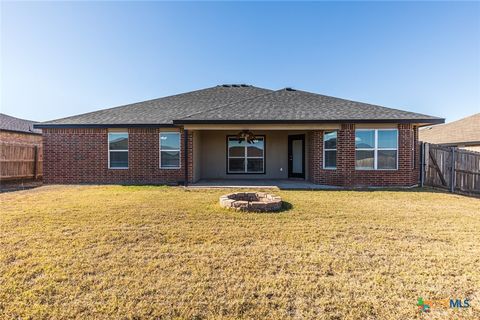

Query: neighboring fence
[[0, 142, 43, 181], [421, 142, 480, 196]]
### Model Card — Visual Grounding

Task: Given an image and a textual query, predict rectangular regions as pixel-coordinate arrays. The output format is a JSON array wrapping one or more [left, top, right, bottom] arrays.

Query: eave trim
[[33, 123, 178, 129], [173, 118, 445, 125]]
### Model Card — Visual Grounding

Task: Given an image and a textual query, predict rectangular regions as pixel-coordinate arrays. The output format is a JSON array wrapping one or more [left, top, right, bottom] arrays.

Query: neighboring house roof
[[419, 113, 480, 146], [35, 85, 444, 128], [0, 113, 42, 134]]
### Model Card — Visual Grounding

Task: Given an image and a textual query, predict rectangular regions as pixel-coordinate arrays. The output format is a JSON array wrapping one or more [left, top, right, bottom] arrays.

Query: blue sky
[[1, 1, 479, 122]]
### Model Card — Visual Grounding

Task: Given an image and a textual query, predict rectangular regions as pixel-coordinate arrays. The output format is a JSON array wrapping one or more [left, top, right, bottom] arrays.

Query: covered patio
[[188, 124, 340, 183]]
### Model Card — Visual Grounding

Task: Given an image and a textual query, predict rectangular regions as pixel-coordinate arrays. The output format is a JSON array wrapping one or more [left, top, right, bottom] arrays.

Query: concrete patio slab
[[188, 179, 341, 190]]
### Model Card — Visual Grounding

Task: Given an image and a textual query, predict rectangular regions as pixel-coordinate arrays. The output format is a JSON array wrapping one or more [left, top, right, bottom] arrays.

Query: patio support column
[[308, 131, 322, 184], [184, 129, 189, 186], [338, 123, 355, 186]]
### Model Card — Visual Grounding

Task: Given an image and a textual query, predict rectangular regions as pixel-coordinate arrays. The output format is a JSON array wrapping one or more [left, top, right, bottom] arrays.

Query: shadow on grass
[[118, 184, 478, 199], [0, 180, 43, 193], [222, 201, 293, 214], [284, 186, 479, 199], [279, 201, 293, 212]]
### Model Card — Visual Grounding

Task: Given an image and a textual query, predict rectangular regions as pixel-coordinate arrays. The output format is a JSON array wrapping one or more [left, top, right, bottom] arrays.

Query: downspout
[[184, 129, 189, 186]]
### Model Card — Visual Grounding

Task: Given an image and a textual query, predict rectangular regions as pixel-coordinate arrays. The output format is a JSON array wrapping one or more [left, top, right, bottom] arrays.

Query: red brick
[[42, 128, 192, 185], [308, 123, 419, 187], [43, 125, 419, 187]]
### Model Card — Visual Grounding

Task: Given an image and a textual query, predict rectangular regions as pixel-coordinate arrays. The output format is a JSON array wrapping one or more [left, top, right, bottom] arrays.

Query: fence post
[[450, 147, 455, 193], [423, 143, 430, 187], [33, 145, 38, 179]]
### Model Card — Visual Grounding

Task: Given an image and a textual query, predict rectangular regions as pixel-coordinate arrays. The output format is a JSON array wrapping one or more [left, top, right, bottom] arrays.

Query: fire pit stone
[[219, 192, 282, 212]]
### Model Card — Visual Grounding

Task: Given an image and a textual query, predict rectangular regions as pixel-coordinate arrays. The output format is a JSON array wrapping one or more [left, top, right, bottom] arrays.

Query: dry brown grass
[[1, 185, 479, 319]]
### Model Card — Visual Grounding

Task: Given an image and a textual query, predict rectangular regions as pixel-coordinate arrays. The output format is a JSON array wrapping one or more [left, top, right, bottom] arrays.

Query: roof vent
[[220, 84, 250, 88], [285, 87, 296, 91]]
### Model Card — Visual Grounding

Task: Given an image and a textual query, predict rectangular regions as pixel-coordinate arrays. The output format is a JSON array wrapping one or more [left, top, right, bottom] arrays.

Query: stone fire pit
[[219, 192, 282, 212]]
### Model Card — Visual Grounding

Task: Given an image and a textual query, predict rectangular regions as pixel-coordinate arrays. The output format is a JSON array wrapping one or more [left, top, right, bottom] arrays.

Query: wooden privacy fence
[[0, 142, 43, 181], [421, 143, 480, 195]]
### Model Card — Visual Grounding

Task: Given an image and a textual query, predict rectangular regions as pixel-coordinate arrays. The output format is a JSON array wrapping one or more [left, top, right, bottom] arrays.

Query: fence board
[[0, 142, 43, 181], [423, 143, 480, 195]]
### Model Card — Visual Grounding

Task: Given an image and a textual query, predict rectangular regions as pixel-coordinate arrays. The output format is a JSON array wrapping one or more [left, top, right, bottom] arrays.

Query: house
[[419, 113, 480, 152], [0, 113, 42, 145], [34, 85, 444, 187]]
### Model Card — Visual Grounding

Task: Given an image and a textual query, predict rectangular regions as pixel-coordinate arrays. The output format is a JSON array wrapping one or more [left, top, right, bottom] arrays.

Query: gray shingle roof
[[176, 88, 444, 124], [0, 113, 42, 134], [37, 85, 272, 127], [35, 85, 444, 128]]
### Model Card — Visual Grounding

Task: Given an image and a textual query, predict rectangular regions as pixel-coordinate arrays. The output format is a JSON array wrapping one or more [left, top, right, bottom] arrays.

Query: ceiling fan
[[236, 130, 257, 144]]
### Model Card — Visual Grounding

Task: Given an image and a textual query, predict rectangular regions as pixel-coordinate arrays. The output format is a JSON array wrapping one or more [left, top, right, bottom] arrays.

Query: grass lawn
[[1, 185, 479, 319]]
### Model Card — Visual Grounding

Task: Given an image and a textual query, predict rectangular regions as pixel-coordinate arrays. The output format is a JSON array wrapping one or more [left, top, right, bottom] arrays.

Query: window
[[355, 129, 398, 170], [227, 136, 264, 174], [160, 132, 181, 168], [108, 132, 128, 169], [323, 131, 337, 169]]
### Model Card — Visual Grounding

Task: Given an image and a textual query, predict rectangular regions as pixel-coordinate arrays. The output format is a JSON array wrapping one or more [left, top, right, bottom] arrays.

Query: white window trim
[[227, 136, 265, 174], [159, 132, 181, 169], [108, 132, 129, 169], [355, 129, 398, 170], [323, 131, 337, 170]]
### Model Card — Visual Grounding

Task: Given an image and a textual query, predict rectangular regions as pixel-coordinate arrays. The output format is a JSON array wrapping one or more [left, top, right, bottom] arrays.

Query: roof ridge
[[176, 89, 278, 121], [38, 85, 256, 124]]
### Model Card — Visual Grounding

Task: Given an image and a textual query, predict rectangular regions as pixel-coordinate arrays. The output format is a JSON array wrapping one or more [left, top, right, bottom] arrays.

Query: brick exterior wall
[[43, 128, 192, 185], [308, 123, 419, 187], [43, 124, 419, 187]]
